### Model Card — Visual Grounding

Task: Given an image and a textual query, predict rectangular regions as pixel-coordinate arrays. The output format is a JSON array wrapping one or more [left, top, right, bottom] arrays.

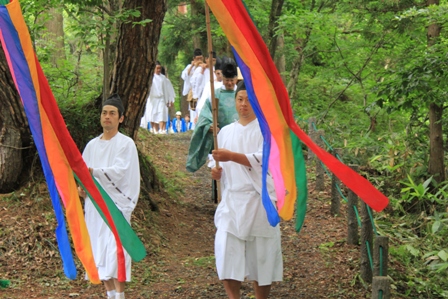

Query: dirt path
[[0, 130, 370, 298]]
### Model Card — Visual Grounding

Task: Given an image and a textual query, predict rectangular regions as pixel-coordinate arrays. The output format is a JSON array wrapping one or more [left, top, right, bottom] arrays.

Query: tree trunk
[[428, 103, 445, 182], [427, 0, 444, 183], [267, 0, 285, 59], [190, 0, 206, 52], [43, 7, 66, 66], [0, 44, 32, 192], [102, 0, 122, 104], [274, 32, 286, 84], [286, 33, 309, 99], [109, 0, 167, 141]]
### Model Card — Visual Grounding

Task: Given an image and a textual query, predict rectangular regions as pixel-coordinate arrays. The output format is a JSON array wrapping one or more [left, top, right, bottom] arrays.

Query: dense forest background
[[1, 0, 448, 297]]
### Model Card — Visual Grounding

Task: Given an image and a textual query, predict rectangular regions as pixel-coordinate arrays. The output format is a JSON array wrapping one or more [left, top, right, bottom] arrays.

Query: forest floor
[[0, 129, 380, 298]]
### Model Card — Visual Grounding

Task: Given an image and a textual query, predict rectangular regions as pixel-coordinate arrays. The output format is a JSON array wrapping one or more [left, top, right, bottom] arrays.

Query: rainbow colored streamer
[[0, 0, 145, 282], [206, 0, 389, 230]]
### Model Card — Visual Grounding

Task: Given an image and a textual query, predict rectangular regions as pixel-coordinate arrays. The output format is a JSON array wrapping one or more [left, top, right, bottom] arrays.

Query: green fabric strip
[[0, 0, 9, 6], [74, 173, 146, 262], [186, 89, 237, 172], [290, 131, 308, 232]]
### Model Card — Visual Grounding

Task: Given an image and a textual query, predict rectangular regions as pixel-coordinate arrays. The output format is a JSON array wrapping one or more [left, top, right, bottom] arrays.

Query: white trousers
[[214, 229, 283, 286]]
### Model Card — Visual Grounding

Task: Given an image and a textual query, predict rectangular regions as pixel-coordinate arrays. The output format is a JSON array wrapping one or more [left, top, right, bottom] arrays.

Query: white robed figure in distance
[[141, 62, 174, 134]]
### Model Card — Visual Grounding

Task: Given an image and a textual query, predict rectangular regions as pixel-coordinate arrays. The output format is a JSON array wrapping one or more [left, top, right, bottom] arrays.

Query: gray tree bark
[[109, 0, 167, 141], [43, 7, 66, 67], [0, 44, 32, 192], [427, 0, 444, 183]]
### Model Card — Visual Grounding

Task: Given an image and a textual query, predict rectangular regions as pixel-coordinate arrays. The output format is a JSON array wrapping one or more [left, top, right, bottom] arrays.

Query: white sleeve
[[181, 64, 191, 81], [196, 81, 212, 116], [191, 67, 204, 99], [92, 140, 141, 212], [164, 78, 176, 103]]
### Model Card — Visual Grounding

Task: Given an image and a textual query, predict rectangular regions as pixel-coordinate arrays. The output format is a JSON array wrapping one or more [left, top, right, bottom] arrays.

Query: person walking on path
[[79, 94, 140, 299], [210, 81, 283, 299]]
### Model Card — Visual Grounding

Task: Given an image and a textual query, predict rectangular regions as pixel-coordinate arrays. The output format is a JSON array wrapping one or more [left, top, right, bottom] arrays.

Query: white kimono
[[190, 66, 215, 100], [83, 132, 140, 281], [214, 119, 279, 240], [181, 64, 196, 96], [213, 119, 282, 285], [141, 73, 171, 124]]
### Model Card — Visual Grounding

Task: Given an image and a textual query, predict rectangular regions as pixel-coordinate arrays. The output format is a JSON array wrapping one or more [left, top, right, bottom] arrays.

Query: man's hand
[[208, 126, 220, 133], [212, 149, 233, 162], [211, 167, 222, 181]]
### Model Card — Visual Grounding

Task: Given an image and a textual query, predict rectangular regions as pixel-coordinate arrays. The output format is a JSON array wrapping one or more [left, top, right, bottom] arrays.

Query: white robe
[[83, 132, 140, 281], [196, 80, 223, 117], [191, 66, 215, 100], [214, 119, 279, 240], [181, 64, 197, 96], [141, 74, 172, 125]]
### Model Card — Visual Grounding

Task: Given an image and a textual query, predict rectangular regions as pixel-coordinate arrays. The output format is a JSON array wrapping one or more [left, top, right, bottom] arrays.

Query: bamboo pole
[[205, 2, 221, 203]]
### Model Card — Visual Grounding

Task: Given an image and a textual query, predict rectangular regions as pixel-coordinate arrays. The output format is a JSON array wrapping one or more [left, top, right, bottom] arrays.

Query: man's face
[[155, 65, 162, 75], [235, 90, 254, 120], [215, 70, 223, 82], [101, 105, 123, 132], [222, 77, 236, 90], [206, 57, 217, 66], [194, 55, 203, 63]]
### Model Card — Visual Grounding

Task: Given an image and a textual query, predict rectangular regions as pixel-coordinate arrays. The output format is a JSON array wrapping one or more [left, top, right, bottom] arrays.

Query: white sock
[[115, 292, 125, 299], [106, 290, 116, 298]]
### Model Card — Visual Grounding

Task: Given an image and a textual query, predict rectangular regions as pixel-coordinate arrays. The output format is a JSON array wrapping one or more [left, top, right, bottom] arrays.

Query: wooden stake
[[205, 2, 221, 203]]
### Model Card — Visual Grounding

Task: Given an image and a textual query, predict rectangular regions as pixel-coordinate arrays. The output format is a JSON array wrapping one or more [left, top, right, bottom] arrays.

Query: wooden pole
[[315, 129, 325, 191], [205, 2, 221, 203], [372, 276, 390, 299], [330, 148, 342, 216], [347, 165, 360, 245], [374, 236, 389, 277], [361, 202, 373, 283], [308, 117, 316, 161]]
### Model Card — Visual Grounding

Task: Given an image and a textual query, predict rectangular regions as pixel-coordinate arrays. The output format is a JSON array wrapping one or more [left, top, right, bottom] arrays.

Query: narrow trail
[[0, 130, 370, 298], [130, 131, 370, 298]]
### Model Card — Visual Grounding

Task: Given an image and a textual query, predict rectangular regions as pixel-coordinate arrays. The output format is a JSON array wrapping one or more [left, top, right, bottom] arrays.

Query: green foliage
[[376, 48, 448, 112], [59, 100, 102, 151], [380, 202, 448, 298]]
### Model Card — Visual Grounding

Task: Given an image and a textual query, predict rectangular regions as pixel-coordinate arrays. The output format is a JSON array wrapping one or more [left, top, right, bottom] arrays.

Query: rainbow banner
[[0, 0, 146, 282], [206, 0, 389, 230]]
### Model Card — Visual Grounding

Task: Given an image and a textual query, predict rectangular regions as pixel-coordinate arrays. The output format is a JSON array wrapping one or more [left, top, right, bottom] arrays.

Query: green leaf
[[406, 244, 420, 257], [438, 250, 448, 262], [432, 220, 442, 234]]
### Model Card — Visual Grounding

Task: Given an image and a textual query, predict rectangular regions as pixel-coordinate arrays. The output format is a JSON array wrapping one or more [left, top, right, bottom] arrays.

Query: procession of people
[[128, 47, 283, 299]]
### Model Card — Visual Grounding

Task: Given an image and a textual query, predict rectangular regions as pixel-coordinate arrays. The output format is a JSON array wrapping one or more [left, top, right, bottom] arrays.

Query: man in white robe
[[80, 94, 140, 299], [190, 51, 216, 122], [143, 63, 173, 134], [162, 66, 176, 133], [196, 58, 223, 119], [211, 81, 283, 299], [181, 48, 203, 97], [181, 48, 203, 129]]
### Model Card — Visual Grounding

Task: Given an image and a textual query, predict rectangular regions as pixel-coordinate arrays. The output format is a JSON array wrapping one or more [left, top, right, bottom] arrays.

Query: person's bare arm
[[212, 149, 250, 167]]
